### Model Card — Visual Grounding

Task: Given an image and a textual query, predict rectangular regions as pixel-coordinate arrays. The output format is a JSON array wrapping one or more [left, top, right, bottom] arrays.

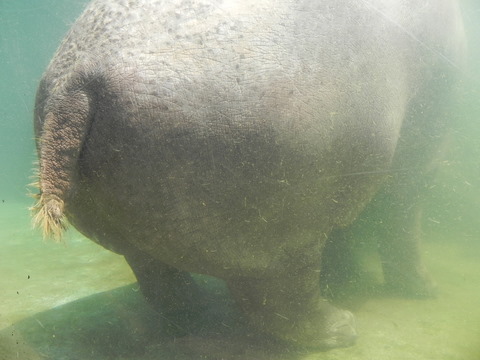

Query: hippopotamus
[[31, 0, 465, 349]]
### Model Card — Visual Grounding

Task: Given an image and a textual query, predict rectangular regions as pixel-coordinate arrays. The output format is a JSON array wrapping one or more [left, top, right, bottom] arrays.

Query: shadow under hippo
[[2, 281, 304, 360]]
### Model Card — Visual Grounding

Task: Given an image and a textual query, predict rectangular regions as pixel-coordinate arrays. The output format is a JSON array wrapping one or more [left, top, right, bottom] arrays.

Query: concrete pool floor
[[1, 202, 479, 360]]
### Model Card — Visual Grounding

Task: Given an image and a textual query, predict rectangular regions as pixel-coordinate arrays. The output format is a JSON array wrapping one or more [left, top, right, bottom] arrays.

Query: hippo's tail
[[30, 81, 94, 241]]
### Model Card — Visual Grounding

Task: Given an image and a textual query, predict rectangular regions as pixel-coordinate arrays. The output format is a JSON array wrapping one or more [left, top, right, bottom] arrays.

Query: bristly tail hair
[[30, 167, 67, 242], [30, 82, 93, 241]]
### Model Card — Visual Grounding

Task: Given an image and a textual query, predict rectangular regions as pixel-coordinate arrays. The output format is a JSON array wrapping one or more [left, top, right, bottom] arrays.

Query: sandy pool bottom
[[1, 202, 479, 360]]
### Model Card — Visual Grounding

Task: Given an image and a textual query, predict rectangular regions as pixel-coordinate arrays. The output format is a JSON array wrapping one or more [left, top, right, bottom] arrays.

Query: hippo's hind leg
[[320, 227, 361, 296], [226, 269, 357, 349], [124, 251, 208, 331]]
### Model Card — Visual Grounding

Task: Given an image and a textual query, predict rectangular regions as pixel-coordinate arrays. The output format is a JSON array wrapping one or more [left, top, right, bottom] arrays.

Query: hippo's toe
[[322, 309, 357, 348]]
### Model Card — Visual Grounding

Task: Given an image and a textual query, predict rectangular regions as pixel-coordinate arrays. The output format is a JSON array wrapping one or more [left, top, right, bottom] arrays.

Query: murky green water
[[1, 1, 479, 359]]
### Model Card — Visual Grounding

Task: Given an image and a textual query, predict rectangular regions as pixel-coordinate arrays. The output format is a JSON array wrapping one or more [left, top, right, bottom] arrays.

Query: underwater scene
[[1, 1, 479, 359]]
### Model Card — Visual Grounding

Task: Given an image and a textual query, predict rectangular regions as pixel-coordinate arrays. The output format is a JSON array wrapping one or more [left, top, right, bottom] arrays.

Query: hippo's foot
[[227, 275, 357, 349], [317, 305, 357, 349], [281, 300, 357, 349]]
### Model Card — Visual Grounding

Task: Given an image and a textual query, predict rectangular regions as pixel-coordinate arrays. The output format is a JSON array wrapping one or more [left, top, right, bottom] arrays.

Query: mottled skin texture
[[33, 0, 465, 349]]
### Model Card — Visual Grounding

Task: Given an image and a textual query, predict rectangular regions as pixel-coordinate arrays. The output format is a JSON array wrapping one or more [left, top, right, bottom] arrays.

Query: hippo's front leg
[[375, 191, 436, 298], [226, 269, 357, 349]]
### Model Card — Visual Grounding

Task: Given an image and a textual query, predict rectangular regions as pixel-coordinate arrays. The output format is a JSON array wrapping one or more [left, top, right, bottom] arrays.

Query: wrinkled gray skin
[[33, 0, 465, 349]]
